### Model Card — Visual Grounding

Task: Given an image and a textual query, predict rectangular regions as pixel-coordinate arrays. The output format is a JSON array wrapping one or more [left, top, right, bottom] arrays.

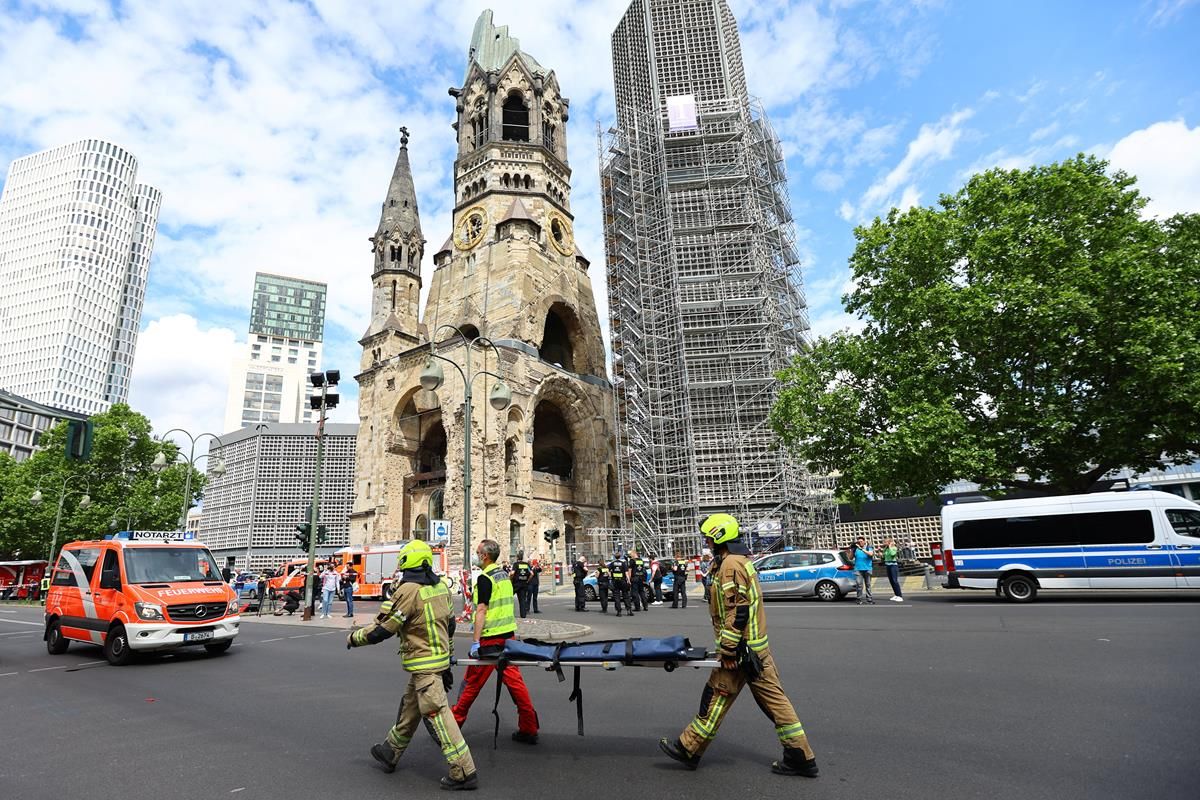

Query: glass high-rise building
[[223, 272, 327, 432], [0, 139, 161, 416], [602, 0, 832, 553]]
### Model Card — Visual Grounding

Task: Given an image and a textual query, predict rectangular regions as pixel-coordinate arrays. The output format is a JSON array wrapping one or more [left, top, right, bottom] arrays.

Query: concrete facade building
[[197, 423, 356, 571], [0, 139, 160, 416], [353, 11, 618, 567], [601, 0, 832, 554], [0, 387, 85, 462], [222, 273, 326, 432]]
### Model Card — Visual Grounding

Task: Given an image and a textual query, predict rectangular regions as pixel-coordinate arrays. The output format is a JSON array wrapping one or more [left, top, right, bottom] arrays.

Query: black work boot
[[659, 738, 700, 770], [440, 772, 479, 790], [511, 730, 538, 745], [771, 748, 819, 777], [370, 742, 400, 773]]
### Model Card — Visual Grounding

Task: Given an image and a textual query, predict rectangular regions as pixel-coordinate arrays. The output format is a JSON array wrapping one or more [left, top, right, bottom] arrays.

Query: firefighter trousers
[[452, 640, 539, 735], [678, 651, 814, 761], [386, 672, 475, 780]]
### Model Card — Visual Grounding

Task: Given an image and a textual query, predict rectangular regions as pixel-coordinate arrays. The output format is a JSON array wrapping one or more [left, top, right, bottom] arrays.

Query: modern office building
[[0, 387, 85, 462], [197, 422, 356, 570], [0, 139, 161, 416], [222, 272, 326, 432], [601, 0, 834, 553]]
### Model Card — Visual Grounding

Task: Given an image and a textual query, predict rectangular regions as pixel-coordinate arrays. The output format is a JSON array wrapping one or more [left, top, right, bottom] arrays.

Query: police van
[[44, 531, 240, 665], [942, 490, 1200, 602]]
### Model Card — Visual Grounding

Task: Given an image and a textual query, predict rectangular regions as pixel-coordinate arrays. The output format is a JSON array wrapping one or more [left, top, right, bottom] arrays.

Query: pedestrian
[[308, 570, 321, 615], [853, 536, 875, 605], [659, 513, 818, 778], [596, 560, 612, 613], [340, 566, 357, 617], [700, 553, 713, 603], [652, 557, 666, 605], [607, 553, 633, 617], [628, 549, 648, 611], [451, 539, 540, 746], [882, 537, 903, 602], [530, 557, 543, 613], [347, 541, 476, 789], [320, 564, 339, 618], [671, 556, 689, 608], [572, 554, 588, 611], [511, 552, 533, 618]]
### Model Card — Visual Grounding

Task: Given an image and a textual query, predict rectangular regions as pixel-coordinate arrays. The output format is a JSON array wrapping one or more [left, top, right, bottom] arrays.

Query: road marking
[[311, 630, 342, 636], [28, 665, 68, 673], [0, 608, 17, 613], [259, 637, 285, 643], [1, 671, 18, 677], [0, 618, 44, 627], [0, 630, 36, 637], [287, 634, 312, 639]]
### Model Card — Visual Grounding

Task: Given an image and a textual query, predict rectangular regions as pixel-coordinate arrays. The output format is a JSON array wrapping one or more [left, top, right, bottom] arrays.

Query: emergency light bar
[[113, 530, 197, 542]]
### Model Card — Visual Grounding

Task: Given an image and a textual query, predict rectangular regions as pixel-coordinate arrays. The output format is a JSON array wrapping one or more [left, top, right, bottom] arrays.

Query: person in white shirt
[[320, 566, 339, 618]]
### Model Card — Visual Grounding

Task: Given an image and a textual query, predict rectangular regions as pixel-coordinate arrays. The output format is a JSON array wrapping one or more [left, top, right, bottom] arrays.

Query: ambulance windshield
[[124, 547, 223, 584]]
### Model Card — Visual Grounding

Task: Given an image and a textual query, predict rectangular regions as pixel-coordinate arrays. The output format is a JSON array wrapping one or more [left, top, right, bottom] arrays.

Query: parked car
[[753, 550, 857, 601], [231, 571, 261, 598], [582, 568, 675, 600]]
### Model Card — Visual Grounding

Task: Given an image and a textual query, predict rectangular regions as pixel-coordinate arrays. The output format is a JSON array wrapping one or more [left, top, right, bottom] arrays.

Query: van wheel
[[584, 585, 597, 601], [104, 624, 133, 666], [381, 583, 391, 599], [46, 620, 69, 654], [204, 640, 233, 656], [815, 581, 841, 602], [1001, 574, 1037, 603]]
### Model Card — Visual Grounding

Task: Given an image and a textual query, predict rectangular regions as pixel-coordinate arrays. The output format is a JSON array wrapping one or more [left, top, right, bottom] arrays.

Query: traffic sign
[[431, 519, 451, 544]]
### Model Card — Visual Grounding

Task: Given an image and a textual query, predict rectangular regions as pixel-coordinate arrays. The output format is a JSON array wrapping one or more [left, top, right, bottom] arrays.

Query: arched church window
[[414, 514, 428, 541], [408, 247, 416, 267], [532, 400, 573, 479], [538, 305, 576, 372], [502, 91, 530, 142], [391, 280, 396, 311], [429, 489, 444, 520], [523, 174, 533, 190], [416, 419, 447, 473]]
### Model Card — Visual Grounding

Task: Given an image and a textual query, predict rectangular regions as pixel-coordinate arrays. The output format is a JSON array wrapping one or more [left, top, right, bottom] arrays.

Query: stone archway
[[529, 376, 608, 509]]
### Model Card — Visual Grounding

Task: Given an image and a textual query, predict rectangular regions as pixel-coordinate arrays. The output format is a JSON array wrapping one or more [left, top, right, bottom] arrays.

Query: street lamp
[[30, 474, 92, 562], [302, 369, 340, 620], [422, 325, 512, 614], [152, 429, 226, 530]]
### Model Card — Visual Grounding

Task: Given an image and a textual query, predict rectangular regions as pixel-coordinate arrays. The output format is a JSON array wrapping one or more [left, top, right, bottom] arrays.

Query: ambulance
[[43, 531, 240, 665], [336, 541, 451, 598], [265, 557, 333, 599]]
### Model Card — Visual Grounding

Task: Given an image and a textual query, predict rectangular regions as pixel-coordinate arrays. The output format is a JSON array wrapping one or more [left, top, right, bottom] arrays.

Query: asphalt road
[[2, 590, 1198, 800]]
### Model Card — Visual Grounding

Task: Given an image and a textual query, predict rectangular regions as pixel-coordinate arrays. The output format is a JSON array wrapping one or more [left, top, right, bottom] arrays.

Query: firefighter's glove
[[469, 642, 480, 659], [442, 669, 454, 692]]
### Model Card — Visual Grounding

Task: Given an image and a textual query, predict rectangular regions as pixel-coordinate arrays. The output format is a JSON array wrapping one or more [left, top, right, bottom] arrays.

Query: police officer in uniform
[[659, 514, 819, 779], [595, 561, 612, 613], [347, 541, 477, 790], [671, 557, 689, 608], [607, 553, 633, 617], [572, 555, 588, 611], [628, 550, 649, 611], [511, 552, 534, 618]]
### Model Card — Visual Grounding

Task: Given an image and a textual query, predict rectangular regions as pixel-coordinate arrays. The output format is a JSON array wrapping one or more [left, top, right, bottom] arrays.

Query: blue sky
[[1, 0, 1197, 442]]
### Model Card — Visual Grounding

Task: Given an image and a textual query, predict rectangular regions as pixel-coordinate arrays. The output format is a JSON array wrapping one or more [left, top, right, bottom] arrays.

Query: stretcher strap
[[624, 638, 635, 666], [566, 666, 584, 736], [550, 642, 566, 682], [491, 657, 506, 750]]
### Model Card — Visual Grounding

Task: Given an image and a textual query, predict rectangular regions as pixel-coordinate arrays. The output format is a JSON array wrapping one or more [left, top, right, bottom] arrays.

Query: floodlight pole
[[303, 375, 335, 620]]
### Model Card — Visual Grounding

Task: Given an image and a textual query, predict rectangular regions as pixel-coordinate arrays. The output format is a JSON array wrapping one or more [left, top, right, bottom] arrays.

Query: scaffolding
[[600, 94, 837, 558]]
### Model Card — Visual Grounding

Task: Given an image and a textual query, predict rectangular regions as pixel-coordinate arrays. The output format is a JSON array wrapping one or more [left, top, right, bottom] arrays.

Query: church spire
[[372, 126, 424, 277]]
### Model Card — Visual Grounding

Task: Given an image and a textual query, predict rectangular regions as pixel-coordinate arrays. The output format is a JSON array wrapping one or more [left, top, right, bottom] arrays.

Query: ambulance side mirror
[[99, 569, 121, 590]]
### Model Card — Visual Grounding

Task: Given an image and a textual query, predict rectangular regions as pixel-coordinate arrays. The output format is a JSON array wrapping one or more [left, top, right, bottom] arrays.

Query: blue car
[[753, 550, 857, 601]]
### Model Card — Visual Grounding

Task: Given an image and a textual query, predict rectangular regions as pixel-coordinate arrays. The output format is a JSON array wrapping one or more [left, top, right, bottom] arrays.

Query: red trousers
[[452, 637, 538, 734]]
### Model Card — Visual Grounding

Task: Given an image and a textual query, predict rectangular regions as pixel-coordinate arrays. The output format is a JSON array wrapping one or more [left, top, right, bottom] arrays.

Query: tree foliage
[[0, 404, 205, 559], [771, 155, 1200, 503]]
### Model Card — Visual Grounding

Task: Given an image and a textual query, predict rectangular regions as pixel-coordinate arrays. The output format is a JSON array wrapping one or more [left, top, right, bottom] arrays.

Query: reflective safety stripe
[[387, 728, 412, 749], [688, 694, 727, 741], [403, 651, 451, 671], [776, 722, 806, 741], [476, 564, 517, 637]]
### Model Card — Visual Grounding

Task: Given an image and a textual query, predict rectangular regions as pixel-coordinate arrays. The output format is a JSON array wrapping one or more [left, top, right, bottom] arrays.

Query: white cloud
[[1030, 121, 1059, 142], [813, 170, 846, 191], [1108, 119, 1200, 217], [897, 184, 922, 211], [127, 315, 238, 443]]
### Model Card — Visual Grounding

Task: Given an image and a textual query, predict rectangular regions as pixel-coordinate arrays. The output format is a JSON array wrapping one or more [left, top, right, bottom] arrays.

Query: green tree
[[771, 155, 1200, 503], [0, 404, 205, 559]]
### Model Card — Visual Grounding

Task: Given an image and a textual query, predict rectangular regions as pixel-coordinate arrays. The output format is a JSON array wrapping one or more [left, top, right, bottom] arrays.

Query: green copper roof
[[466, 9, 542, 80]]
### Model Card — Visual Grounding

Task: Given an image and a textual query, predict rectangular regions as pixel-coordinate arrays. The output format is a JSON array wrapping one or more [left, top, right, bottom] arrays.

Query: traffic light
[[317, 524, 328, 545], [543, 529, 561, 543], [65, 420, 94, 461], [294, 524, 310, 552]]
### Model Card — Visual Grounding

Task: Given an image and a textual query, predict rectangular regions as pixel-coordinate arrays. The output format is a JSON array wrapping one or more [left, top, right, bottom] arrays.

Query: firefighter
[[511, 552, 533, 618], [607, 553, 633, 617], [451, 539, 540, 745], [671, 556, 689, 608], [659, 514, 818, 778], [595, 561, 612, 613], [346, 540, 477, 790], [628, 549, 649, 611], [572, 554, 588, 612]]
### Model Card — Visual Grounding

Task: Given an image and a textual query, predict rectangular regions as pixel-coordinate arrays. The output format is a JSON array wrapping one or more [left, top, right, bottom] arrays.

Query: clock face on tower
[[548, 212, 574, 256], [456, 207, 488, 250]]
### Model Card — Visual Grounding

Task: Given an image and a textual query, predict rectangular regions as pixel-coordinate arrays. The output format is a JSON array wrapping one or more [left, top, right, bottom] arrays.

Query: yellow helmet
[[395, 540, 434, 572], [699, 513, 740, 545]]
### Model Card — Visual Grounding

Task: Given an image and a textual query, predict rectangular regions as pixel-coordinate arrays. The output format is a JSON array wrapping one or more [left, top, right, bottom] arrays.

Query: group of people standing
[[844, 536, 907, 604], [572, 550, 702, 614]]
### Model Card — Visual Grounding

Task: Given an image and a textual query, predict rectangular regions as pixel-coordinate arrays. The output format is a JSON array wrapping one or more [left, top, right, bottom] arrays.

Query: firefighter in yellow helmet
[[347, 540, 478, 790], [659, 513, 819, 778]]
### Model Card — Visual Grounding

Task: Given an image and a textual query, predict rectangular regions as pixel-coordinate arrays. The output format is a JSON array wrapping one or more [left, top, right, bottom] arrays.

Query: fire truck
[[337, 542, 450, 599]]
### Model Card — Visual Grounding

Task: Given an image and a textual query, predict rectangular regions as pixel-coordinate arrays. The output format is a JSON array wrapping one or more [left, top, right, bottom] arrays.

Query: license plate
[[183, 630, 215, 642]]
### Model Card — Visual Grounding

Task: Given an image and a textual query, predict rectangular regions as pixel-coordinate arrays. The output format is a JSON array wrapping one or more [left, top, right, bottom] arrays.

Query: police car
[[753, 549, 858, 601], [44, 531, 240, 665], [583, 565, 677, 601]]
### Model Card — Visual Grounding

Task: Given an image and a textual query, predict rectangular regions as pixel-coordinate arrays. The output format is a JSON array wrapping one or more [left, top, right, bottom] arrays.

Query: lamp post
[[30, 474, 92, 563], [302, 370, 340, 621], [151, 429, 226, 530], [419, 326, 512, 608]]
